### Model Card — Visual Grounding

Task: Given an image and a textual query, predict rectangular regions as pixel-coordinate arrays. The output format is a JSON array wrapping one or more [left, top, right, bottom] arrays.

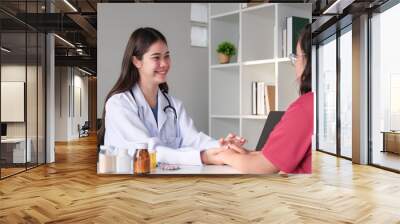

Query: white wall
[[72, 72, 89, 138], [55, 67, 68, 141], [1, 65, 36, 137], [76, 74, 89, 125], [55, 67, 89, 141], [97, 3, 209, 133]]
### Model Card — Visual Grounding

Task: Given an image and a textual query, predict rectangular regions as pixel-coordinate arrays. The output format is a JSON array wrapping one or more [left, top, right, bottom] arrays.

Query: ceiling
[[0, 0, 392, 75]]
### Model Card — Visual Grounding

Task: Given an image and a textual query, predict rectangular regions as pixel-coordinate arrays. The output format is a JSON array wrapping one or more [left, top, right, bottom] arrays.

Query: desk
[[97, 164, 242, 175], [381, 131, 400, 154], [1, 138, 32, 163]]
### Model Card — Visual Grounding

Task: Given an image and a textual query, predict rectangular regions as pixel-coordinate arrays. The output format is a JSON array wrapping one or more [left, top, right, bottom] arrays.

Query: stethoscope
[[129, 88, 178, 122], [129, 88, 180, 146]]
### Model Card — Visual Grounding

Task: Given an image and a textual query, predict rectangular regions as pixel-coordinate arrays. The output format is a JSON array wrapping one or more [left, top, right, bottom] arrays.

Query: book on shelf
[[265, 85, 275, 113], [257, 82, 266, 115], [286, 16, 309, 56], [251, 82, 276, 115], [252, 81, 257, 115], [282, 28, 287, 58]]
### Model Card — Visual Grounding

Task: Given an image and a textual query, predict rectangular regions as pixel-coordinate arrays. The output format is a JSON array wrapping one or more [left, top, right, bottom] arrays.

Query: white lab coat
[[104, 84, 219, 165]]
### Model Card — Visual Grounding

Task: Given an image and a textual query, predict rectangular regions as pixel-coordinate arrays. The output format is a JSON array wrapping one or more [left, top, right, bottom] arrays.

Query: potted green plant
[[216, 41, 236, 64]]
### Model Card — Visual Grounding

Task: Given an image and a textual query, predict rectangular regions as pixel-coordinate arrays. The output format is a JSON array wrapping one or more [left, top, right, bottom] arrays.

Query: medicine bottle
[[134, 143, 150, 175], [148, 149, 157, 169]]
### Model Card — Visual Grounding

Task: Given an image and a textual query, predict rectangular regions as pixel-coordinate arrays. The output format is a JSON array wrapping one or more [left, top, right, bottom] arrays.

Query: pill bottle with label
[[134, 143, 150, 175]]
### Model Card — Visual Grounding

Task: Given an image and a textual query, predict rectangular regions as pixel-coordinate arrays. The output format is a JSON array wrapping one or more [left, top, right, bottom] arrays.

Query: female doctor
[[99, 27, 245, 166]]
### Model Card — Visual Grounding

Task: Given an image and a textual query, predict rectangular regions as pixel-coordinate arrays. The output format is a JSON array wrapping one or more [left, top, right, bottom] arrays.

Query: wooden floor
[[0, 167, 26, 178], [1, 135, 400, 223], [1, 163, 45, 178]]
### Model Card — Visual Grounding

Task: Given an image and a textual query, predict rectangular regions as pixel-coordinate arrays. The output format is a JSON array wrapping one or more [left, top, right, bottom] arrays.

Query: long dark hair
[[98, 27, 169, 145], [298, 24, 311, 95]]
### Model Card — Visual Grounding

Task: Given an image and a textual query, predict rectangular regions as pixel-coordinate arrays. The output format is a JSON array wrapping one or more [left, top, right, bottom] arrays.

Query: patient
[[216, 24, 313, 174]]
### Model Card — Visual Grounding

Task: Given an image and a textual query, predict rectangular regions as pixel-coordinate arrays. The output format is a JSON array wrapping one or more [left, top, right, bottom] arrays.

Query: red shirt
[[262, 92, 313, 174]]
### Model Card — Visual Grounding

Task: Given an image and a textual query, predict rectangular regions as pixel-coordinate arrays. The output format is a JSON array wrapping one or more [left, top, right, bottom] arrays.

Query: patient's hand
[[214, 147, 240, 164], [201, 148, 226, 165], [202, 144, 250, 165], [219, 133, 246, 148], [226, 143, 250, 154]]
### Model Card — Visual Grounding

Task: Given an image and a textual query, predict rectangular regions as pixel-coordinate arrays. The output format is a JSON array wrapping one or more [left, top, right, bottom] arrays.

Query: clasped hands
[[201, 133, 249, 165]]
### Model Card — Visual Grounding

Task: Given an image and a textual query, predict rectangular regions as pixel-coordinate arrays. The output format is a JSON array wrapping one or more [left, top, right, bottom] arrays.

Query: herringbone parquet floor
[[1, 135, 400, 223]]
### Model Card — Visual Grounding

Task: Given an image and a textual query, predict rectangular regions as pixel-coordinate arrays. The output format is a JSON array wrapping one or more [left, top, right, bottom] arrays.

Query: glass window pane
[[0, 1, 46, 179], [340, 27, 352, 158], [371, 3, 400, 171], [1, 31, 27, 177], [26, 0, 40, 169], [38, 32, 46, 165], [317, 35, 337, 154], [27, 31, 38, 169]]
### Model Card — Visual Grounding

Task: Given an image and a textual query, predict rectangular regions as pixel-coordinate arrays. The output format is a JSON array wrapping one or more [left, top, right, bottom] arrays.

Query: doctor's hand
[[201, 148, 226, 165], [219, 133, 247, 149]]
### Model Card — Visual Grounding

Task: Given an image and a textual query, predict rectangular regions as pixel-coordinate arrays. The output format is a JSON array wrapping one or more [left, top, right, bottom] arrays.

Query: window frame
[[315, 24, 353, 161], [367, 0, 400, 173]]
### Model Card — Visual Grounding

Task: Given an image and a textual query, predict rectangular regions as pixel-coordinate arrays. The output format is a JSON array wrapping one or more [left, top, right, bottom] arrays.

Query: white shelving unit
[[209, 3, 311, 150]]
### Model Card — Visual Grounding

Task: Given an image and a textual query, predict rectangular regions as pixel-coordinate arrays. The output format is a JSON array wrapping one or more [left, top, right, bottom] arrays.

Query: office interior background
[[0, 0, 400, 222], [1, 0, 399, 178]]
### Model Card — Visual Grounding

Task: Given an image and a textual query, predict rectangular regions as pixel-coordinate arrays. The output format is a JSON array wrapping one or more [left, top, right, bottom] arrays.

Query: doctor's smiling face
[[133, 40, 171, 87]]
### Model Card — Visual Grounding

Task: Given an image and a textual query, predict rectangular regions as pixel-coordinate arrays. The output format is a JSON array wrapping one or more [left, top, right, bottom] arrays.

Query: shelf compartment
[[241, 118, 267, 150], [241, 4, 275, 61], [210, 3, 240, 17], [210, 66, 239, 116], [210, 117, 240, 140], [277, 61, 298, 111], [276, 3, 312, 58], [241, 62, 275, 116], [210, 13, 239, 65]]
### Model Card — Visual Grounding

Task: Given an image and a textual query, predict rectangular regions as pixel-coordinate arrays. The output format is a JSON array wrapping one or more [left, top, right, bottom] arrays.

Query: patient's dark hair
[[298, 24, 311, 95], [98, 27, 168, 146]]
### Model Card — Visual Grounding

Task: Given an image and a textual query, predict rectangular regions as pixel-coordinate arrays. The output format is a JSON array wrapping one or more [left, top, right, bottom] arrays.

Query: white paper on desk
[[151, 165, 242, 175]]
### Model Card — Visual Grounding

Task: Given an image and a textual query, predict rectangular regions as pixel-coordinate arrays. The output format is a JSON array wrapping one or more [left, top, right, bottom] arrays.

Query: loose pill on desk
[[158, 163, 180, 170]]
